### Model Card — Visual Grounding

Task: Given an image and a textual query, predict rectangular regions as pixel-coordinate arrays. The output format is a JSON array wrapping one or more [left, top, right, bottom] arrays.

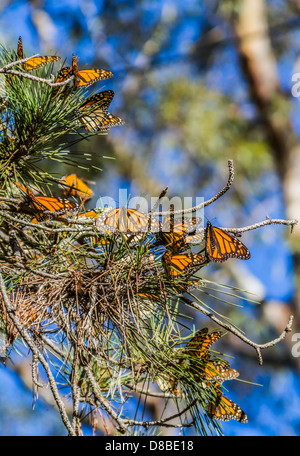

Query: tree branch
[[152, 159, 234, 216], [182, 295, 293, 365], [0, 270, 76, 435]]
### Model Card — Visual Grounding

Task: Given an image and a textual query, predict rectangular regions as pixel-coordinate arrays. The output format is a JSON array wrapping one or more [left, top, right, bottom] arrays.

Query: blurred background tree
[[0, 0, 300, 436]]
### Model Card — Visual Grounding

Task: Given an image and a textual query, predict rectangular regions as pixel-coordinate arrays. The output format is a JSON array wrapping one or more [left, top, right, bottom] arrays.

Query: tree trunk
[[233, 0, 300, 354]]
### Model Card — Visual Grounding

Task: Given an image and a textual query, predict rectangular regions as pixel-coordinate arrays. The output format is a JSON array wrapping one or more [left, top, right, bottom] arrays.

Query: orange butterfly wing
[[163, 251, 206, 277], [23, 56, 61, 71], [34, 195, 77, 213], [208, 384, 248, 423], [185, 328, 222, 359], [60, 174, 94, 201], [79, 90, 115, 111], [51, 66, 73, 99], [160, 217, 202, 253], [72, 54, 113, 89], [205, 222, 250, 263], [17, 36, 23, 60], [94, 112, 125, 132], [98, 207, 152, 234], [79, 210, 102, 219], [77, 90, 124, 132], [17, 183, 77, 221], [203, 359, 240, 383]]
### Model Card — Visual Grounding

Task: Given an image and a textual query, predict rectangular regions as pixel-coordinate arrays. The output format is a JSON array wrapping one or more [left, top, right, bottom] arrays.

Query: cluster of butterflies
[[15, 173, 251, 281], [77, 204, 251, 280], [15, 174, 95, 222], [14, 177, 250, 424], [161, 218, 250, 280], [96, 206, 251, 276], [13, 36, 124, 133], [157, 327, 248, 423], [185, 328, 248, 423]]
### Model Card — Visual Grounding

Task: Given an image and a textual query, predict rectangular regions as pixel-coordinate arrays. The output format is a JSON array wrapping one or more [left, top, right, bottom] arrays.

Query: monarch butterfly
[[17, 36, 61, 71], [185, 329, 247, 422], [60, 174, 94, 201], [185, 329, 239, 381], [72, 54, 113, 89], [77, 90, 124, 132], [160, 215, 203, 253], [185, 328, 222, 360], [17, 183, 77, 221], [162, 251, 206, 278], [205, 221, 251, 263], [97, 206, 158, 234], [51, 66, 73, 99], [202, 359, 240, 383], [207, 383, 248, 423]]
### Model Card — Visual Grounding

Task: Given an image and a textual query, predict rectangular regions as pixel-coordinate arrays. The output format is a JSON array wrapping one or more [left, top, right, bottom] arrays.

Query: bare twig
[[149, 186, 169, 213], [152, 159, 234, 216], [2, 69, 74, 87], [71, 348, 81, 436], [0, 54, 72, 87], [123, 399, 197, 428], [31, 352, 43, 389], [221, 217, 298, 234]]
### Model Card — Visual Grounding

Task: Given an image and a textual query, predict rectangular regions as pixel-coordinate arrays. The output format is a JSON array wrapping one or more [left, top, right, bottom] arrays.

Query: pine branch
[[0, 270, 76, 435]]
